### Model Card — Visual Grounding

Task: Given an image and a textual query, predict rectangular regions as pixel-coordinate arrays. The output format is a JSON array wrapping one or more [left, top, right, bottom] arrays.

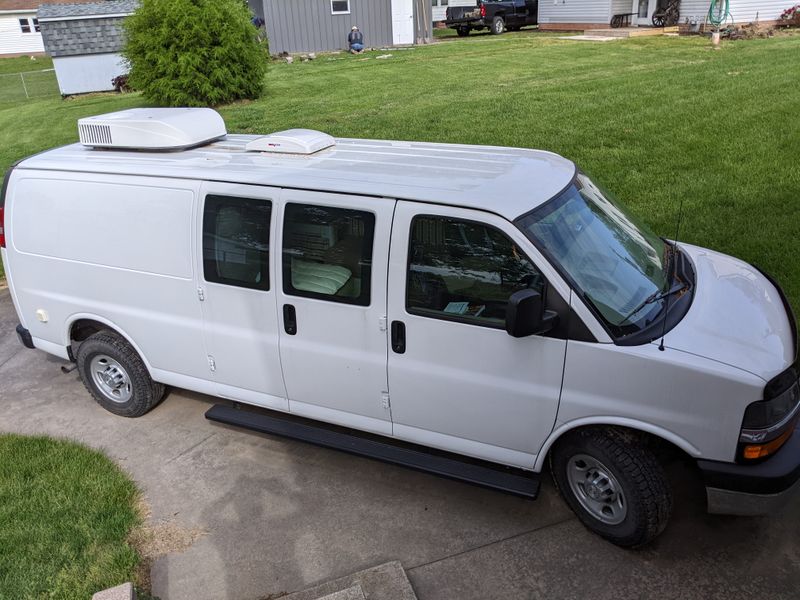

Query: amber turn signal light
[[742, 425, 795, 460]]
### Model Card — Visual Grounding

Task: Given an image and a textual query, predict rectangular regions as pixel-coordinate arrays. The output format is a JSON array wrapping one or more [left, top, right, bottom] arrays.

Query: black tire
[[550, 428, 672, 547], [456, 27, 470, 37], [491, 16, 505, 35], [76, 331, 165, 418]]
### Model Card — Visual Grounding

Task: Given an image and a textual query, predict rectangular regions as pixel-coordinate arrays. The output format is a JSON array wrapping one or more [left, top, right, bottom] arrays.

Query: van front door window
[[406, 215, 544, 328]]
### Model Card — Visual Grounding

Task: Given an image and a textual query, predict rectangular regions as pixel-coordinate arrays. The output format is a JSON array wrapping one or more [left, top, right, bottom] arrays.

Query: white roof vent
[[78, 108, 227, 150], [246, 129, 335, 155]]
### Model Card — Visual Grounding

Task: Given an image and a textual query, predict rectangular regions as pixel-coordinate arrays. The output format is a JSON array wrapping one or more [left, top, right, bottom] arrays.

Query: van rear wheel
[[76, 331, 165, 417], [550, 428, 672, 547]]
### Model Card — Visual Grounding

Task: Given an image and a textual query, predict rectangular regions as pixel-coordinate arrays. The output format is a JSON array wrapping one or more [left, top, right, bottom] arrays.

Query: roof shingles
[[38, 0, 138, 19], [0, 0, 94, 12]]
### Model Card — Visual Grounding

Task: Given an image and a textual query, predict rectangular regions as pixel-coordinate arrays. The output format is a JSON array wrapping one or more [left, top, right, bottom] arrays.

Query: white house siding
[[51, 53, 124, 95], [539, 0, 613, 28], [0, 11, 44, 56], [432, 0, 474, 22], [679, 0, 785, 24]]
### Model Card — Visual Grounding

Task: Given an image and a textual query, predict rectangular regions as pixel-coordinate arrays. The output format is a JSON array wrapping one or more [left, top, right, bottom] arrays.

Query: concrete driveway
[[1, 285, 798, 599]]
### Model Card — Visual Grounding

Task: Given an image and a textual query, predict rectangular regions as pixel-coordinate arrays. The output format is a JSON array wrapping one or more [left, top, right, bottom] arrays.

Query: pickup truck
[[445, 0, 539, 36]]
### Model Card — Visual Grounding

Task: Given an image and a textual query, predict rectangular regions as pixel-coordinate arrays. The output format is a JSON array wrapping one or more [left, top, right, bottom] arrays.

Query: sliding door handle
[[283, 304, 297, 335], [391, 320, 406, 354]]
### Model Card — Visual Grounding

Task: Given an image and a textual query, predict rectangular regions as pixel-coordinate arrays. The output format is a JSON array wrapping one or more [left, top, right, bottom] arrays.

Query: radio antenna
[[658, 195, 685, 352]]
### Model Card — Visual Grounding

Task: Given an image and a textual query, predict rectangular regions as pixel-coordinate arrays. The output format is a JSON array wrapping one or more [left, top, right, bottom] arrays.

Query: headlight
[[741, 382, 800, 435], [738, 368, 800, 461]]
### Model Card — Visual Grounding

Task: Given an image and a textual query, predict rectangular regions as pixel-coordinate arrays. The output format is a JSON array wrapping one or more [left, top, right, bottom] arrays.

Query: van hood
[[663, 243, 796, 382]]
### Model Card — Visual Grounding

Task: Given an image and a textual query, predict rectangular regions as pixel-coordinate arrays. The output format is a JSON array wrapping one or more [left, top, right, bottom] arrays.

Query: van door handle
[[391, 320, 406, 354], [283, 304, 297, 335]]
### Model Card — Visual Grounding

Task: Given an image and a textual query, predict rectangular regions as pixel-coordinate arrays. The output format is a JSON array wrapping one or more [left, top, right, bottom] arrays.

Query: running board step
[[205, 404, 540, 498]]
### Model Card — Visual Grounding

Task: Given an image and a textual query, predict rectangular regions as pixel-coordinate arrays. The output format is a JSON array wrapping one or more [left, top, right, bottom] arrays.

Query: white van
[[1, 108, 798, 546]]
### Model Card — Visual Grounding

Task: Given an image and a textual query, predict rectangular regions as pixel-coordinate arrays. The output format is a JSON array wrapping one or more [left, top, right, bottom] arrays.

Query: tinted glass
[[516, 173, 669, 334], [283, 203, 375, 306], [203, 195, 271, 291], [407, 216, 544, 327]]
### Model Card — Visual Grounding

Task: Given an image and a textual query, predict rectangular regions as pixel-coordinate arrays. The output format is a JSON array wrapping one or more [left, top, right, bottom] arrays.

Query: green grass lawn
[[0, 55, 58, 104], [0, 434, 143, 599], [0, 54, 52, 75], [1, 32, 799, 312]]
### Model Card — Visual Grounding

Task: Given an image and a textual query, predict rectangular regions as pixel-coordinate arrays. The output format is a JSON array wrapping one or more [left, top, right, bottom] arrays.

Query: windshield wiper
[[618, 281, 688, 326]]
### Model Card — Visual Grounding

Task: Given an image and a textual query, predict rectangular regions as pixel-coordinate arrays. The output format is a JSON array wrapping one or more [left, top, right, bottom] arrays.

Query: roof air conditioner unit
[[78, 108, 227, 150], [245, 129, 335, 155]]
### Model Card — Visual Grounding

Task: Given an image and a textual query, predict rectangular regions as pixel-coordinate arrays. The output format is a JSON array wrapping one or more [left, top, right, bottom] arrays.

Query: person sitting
[[348, 26, 364, 54]]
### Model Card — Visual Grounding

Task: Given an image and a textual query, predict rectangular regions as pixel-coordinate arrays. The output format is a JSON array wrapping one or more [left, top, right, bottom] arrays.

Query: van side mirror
[[505, 289, 558, 338]]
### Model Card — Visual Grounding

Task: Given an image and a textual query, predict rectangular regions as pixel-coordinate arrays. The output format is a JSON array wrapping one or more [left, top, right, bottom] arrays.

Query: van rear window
[[203, 195, 272, 291]]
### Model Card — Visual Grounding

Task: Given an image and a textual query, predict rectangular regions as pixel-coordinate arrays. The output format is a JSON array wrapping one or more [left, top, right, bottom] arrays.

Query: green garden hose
[[707, 0, 731, 27]]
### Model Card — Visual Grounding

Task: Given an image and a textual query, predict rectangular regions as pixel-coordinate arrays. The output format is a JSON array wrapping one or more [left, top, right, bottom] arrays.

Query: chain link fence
[[0, 68, 59, 102]]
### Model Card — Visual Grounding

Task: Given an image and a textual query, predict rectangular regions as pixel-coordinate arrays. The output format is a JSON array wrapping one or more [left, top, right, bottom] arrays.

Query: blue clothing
[[348, 30, 364, 45], [350, 42, 364, 51]]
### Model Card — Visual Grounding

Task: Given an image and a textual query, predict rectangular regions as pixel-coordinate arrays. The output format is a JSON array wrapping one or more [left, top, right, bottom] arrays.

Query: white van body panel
[[16, 136, 577, 221], [550, 339, 765, 466], [6, 170, 211, 382], [663, 243, 795, 382]]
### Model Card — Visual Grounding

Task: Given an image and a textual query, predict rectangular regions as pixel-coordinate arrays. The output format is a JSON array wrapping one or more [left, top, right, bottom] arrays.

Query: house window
[[32, 18, 40, 32], [18, 18, 31, 33], [331, 0, 350, 15]]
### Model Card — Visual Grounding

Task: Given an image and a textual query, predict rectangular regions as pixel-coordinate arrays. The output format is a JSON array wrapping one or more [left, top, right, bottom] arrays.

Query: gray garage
[[262, 0, 432, 54], [37, 0, 137, 95]]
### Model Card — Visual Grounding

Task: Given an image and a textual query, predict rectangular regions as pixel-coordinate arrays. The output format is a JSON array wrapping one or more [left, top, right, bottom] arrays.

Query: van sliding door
[[275, 190, 395, 436]]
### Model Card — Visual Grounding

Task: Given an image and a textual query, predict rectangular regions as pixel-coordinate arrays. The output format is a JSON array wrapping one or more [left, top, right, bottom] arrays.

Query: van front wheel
[[76, 331, 165, 417], [551, 428, 672, 547]]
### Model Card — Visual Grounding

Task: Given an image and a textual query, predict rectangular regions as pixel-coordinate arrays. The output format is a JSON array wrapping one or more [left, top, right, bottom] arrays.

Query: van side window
[[203, 195, 271, 291], [282, 203, 375, 306], [407, 215, 544, 327]]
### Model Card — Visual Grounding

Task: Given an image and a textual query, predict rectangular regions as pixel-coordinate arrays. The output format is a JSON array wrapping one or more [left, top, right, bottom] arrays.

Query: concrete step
[[589, 26, 679, 37], [317, 585, 366, 600], [281, 561, 417, 600]]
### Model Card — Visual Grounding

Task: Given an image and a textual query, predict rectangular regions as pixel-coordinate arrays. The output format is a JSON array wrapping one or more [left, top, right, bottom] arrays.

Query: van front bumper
[[698, 425, 800, 516]]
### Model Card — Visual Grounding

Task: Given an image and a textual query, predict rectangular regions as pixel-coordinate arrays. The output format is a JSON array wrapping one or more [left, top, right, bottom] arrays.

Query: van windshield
[[515, 173, 673, 335]]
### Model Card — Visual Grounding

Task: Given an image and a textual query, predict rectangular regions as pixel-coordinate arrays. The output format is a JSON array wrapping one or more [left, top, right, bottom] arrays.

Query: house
[[538, 0, 789, 30], [0, 0, 44, 56], [431, 0, 474, 22], [261, 0, 433, 55], [37, 0, 137, 95]]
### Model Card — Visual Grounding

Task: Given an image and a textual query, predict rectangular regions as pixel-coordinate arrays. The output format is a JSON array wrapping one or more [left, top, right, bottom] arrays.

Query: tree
[[123, 0, 267, 107]]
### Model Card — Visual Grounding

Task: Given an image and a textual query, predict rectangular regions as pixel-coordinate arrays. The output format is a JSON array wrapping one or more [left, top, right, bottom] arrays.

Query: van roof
[[16, 135, 577, 221]]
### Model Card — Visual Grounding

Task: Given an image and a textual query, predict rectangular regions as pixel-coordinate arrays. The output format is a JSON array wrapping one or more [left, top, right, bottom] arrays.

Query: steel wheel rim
[[90, 355, 132, 403], [566, 453, 627, 525], [495, 20, 503, 33]]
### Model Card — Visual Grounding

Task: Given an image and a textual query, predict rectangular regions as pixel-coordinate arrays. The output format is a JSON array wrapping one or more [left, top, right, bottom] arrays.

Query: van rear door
[[198, 182, 288, 410]]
